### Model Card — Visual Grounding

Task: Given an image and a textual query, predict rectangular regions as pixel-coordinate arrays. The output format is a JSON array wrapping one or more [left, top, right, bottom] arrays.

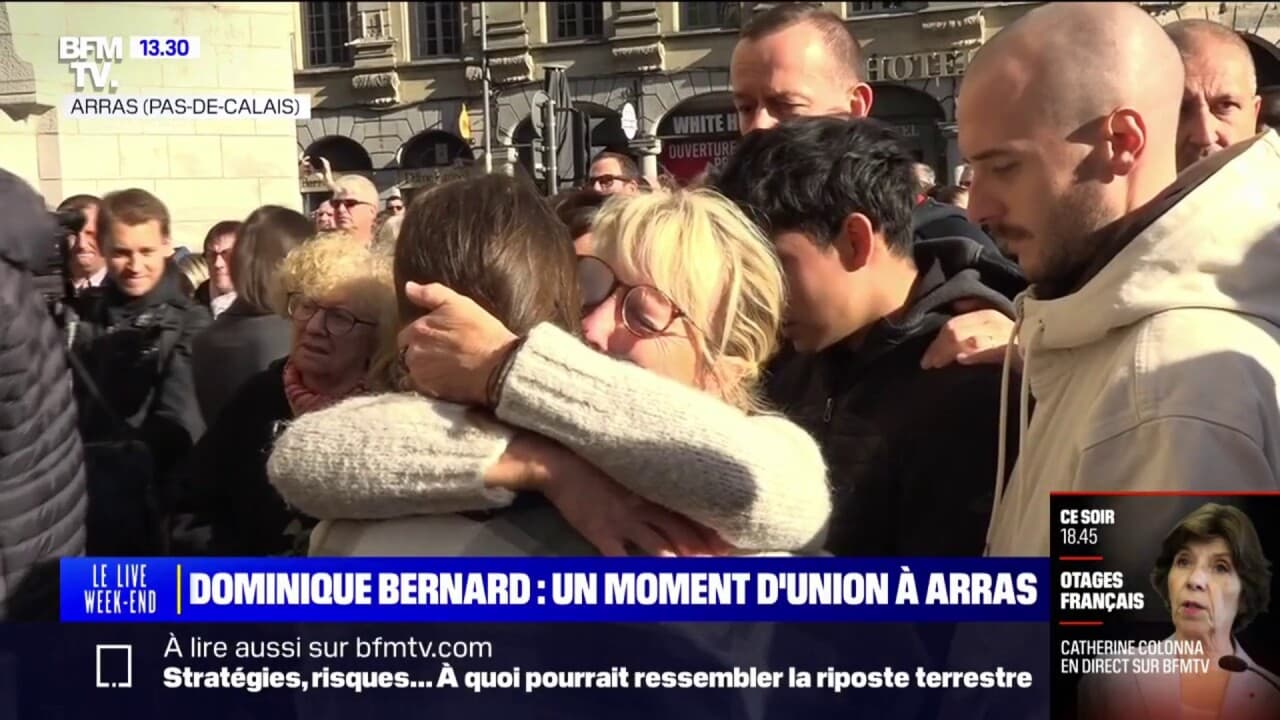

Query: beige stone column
[[629, 134, 662, 185], [0, 1, 301, 248]]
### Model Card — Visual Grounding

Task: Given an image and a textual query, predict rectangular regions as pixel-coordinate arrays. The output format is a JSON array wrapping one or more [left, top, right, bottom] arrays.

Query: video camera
[[34, 206, 89, 328]]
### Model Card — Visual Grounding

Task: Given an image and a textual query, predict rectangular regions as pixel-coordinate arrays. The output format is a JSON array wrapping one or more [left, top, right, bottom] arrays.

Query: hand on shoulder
[[921, 303, 1017, 370]]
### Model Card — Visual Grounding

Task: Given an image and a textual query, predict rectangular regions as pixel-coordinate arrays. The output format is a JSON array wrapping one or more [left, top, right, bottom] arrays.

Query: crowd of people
[[0, 5, 1277, 684]]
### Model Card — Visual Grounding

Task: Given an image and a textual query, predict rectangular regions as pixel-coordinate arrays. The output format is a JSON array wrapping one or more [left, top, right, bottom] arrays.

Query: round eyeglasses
[[287, 293, 375, 336], [576, 255, 695, 338]]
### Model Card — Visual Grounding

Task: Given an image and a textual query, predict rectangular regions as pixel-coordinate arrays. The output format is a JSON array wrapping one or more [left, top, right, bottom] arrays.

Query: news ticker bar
[[61, 558, 1050, 623]]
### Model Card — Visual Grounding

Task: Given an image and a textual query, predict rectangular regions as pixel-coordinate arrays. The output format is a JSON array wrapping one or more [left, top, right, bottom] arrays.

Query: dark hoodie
[[913, 198, 1025, 297], [0, 170, 87, 619], [765, 236, 1022, 557]]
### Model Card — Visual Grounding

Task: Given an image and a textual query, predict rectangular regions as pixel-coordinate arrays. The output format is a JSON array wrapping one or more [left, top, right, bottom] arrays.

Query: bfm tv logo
[[58, 36, 122, 91]]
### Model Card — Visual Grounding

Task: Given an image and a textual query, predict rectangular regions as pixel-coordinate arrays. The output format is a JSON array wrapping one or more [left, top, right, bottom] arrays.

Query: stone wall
[[0, 2, 301, 249]]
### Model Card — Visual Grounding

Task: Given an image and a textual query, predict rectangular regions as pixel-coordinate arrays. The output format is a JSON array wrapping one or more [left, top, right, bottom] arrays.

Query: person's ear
[[1104, 108, 1147, 176], [1250, 94, 1262, 130], [849, 82, 874, 119], [834, 212, 875, 272]]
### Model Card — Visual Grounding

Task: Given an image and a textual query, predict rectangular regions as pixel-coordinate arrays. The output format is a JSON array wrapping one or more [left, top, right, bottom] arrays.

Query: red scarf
[[283, 359, 367, 416]]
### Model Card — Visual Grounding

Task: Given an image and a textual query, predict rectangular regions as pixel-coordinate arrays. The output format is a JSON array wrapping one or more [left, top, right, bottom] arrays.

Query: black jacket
[[0, 170, 87, 619], [71, 262, 211, 480], [913, 199, 1026, 299], [172, 358, 311, 556], [765, 237, 1022, 557], [192, 297, 293, 425], [193, 278, 211, 308]]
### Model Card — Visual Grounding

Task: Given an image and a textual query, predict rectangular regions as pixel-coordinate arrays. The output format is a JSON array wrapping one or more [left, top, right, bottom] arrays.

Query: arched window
[[400, 131, 475, 169], [304, 136, 374, 172], [869, 84, 946, 169]]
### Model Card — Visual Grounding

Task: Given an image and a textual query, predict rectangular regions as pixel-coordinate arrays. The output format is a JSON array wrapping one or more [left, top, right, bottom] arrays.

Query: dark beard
[[1034, 222, 1129, 301], [1031, 190, 1127, 301], [1039, 186, 1185, 301], [1034, 261, 1092, 301]]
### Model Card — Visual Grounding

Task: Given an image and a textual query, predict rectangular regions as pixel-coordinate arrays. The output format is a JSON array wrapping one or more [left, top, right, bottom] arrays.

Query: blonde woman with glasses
[[268, 181, 830, 557]]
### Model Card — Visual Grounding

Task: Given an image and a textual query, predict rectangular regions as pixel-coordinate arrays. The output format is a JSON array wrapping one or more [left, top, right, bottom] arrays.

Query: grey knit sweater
[[266, 323, 831, 551]]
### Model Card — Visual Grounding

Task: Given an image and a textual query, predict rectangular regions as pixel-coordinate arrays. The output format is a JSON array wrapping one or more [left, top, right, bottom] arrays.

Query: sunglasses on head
[[576, 255, 698, 339]]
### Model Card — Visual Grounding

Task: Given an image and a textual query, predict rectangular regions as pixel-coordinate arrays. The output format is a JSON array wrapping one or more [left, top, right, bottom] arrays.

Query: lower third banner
[[61, 557, 1050, 623]]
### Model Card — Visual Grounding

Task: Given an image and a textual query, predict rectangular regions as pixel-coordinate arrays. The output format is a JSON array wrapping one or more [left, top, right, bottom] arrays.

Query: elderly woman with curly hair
[[1079, 503, 1278, 720], [170, 231, 396, 555]]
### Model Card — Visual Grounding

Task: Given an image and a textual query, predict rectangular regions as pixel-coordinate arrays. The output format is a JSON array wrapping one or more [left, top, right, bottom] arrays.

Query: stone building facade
[[0, 2, 302, 249], [294, 0, 1043, 205], [294, 1, 1280, 206]]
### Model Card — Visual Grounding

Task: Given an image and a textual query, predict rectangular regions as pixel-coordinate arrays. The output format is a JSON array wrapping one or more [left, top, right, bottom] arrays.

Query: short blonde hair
[[272, 230, 396, 339], [174, 253, 209, 298], [333, 174, 379, 206], [372, 212, 403, 255], [590, 188, 786, 414]]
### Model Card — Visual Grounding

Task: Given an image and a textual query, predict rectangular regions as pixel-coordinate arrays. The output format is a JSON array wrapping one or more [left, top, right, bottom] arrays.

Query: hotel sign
[[663, 112, 740, 137], [866, 48, 976, 83]]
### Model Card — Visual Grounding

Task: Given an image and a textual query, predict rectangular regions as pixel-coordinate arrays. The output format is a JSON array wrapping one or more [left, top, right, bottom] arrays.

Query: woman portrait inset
[[1080, 502, 1278, 720]]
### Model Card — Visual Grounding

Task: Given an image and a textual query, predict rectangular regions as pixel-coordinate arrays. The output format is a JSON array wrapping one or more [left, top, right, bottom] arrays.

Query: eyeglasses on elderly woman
[[287, 292, 376, 336], [576, 255, 711, 340]]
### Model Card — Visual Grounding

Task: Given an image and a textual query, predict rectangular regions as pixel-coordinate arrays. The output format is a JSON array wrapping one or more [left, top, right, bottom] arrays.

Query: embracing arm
[[494, 323, 832, 551], [267, 393, 536, 519]]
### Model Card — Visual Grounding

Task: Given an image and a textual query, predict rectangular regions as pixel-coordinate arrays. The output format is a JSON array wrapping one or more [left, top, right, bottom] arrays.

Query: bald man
[[960, 2, 1280, 558], [1167, 19, 1263, 171]]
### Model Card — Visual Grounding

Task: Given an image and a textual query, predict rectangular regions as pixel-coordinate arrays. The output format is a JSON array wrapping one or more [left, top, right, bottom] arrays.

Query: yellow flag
[[458, 104, 472, 141]]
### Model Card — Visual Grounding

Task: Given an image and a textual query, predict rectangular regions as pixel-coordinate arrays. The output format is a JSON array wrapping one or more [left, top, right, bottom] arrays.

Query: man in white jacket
[[958, 2, 1280, 557]]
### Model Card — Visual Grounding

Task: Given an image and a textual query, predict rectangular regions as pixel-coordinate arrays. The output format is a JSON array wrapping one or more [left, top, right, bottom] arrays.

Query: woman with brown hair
[[192, 206, 315, 424], [268, 174, 830, 557]]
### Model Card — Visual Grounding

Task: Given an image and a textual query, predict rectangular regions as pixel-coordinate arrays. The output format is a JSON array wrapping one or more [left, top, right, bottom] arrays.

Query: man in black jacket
[[729, 1, 1024, 369], [713, 116, 1021, 557], [0, 170, 87, 618], [70, 188, 210, 554]]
